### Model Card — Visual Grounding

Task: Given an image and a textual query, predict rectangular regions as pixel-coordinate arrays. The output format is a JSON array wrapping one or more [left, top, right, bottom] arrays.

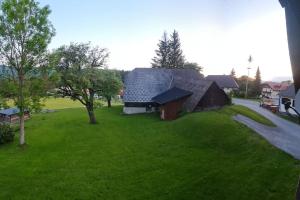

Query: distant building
[[278, 84, 297, 115], [205, 75, 239, 94], [261, 82, 290, 105], [123, 68, 229, 120], [0, 108, 30, 124]]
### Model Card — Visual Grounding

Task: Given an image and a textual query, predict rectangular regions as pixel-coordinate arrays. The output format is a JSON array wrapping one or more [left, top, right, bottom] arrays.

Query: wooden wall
[[160, 97, 188, 120], [197, 83, 229, 110]]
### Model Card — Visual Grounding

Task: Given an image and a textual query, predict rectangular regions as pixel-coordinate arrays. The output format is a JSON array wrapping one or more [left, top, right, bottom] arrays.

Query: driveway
[[233, 98, 300, 160]]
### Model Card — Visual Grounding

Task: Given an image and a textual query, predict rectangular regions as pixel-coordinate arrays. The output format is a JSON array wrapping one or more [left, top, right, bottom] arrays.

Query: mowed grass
[[0, 106, 299, 199], [7, 97, 122, 110], [224, 105, 275, 127], [42, 97, 84, 109]]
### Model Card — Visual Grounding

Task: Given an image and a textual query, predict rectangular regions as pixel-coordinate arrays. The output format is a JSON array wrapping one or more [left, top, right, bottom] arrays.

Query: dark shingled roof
[[152, 87, 193, 104], [123, 68, 215, 112], [206, 75, 239, 89], [123, 68, 173, 103], [279, 84, 296, 98]]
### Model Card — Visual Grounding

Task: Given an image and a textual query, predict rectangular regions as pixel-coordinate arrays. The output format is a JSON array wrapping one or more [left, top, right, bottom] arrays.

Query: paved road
[[233, 98, 300, 159]]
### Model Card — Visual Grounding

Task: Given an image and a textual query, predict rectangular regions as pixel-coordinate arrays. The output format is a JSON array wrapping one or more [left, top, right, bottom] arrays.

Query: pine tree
[[169, 30, 185, 68], [230, 68, 236, 79], [254, 67, 262, 96], [151, 32, 170, 68]]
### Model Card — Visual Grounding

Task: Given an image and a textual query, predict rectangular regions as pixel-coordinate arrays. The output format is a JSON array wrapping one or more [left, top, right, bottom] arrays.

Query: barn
[[206, 75, 239, 94], [123, 68, 230, 120]]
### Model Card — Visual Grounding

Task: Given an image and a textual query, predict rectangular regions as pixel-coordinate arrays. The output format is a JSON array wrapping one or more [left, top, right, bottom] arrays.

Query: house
[[123, 68, 230, 120], [261, 82, 290, 99], [205, 75, 239, 94], [278, 84, 298, 115], [0, 108, 30, 124]]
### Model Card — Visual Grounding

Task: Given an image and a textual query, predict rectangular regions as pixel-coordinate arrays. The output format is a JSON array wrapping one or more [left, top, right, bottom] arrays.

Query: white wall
[[223, 88, 233, 95], [123, 107, 156, 114], [296, 90, 300, 114]]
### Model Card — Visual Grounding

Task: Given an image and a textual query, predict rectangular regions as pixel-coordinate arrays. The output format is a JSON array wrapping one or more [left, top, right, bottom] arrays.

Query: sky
[[39, 0, 292, 81]]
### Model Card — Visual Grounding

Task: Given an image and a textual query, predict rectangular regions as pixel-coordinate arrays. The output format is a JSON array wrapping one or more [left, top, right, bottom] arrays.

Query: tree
[[169, 30, 185, 68], [53, 42, 109, 124], [253, 67, 262, 96], [98, 70, 122, 107], [183, 62, 203, 72], [0, 0, 55, 145], [230, 68, 236, 79], [152, 32, 170, 68]]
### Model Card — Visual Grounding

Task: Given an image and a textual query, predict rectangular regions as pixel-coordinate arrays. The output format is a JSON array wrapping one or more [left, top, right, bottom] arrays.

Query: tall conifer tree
[[152, 32, 170, 68], [169, 30, 185, 68]]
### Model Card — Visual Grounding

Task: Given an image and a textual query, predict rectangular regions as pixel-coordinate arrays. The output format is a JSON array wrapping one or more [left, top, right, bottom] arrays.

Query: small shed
[[152, 87, 193, 120], [0, 108, 30, 124]]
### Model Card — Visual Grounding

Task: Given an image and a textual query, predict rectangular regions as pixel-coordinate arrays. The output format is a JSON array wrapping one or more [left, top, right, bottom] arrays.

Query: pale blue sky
[[39, 0, 291, 81]]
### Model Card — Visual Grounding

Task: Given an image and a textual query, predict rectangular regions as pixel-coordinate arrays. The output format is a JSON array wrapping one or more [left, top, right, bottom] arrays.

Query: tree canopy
[[52, 42, 109, 124], [0, 0, 55, 145], [98, 70, 122, 108], [151, 30, 201, 71]]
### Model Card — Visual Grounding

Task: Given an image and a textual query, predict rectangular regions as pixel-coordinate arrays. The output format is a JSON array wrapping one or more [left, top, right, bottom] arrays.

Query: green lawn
[[224, 105, 275, 126], [0, 105, 299, 199], [41, 97, 84, 109], [8, 97, 122, 110]]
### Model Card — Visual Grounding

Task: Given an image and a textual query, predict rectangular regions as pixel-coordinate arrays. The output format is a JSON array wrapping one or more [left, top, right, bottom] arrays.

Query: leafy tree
[[52, 42, 109, 124], [169, 30, 185, 68], [117, 70, 130, 83], [152, 32, 170, 68], [183, 62, 203, 72], [98, 70, 122, 107], [0, 0, 55, 145], [253, 67, 262, 96]]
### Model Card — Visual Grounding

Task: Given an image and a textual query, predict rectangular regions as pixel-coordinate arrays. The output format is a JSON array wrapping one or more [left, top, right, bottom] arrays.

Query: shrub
[[0, 124, 14, 144]]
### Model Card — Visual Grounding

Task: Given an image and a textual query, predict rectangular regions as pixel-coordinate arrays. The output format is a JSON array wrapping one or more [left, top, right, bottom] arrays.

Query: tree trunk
[[86, 104, 97, 124], [18, 74, 25, 146], [107, 97, 111, 108], [19, 113, 25, 145]]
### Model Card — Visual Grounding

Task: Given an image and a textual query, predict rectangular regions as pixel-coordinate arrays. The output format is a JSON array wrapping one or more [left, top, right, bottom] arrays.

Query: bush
[[0, 124, 14, 144]]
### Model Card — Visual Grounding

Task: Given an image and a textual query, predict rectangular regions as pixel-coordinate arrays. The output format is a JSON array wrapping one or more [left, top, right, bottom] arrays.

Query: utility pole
[[245, 55, 252, 98]]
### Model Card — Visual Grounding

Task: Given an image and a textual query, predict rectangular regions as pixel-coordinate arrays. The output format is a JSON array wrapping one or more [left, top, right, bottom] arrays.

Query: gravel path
[[233, 98, 300, 159]]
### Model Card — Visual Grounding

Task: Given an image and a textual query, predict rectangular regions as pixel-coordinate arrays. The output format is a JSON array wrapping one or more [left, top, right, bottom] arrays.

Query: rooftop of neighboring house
[[261, 81, 291, 91], [123, 68, 218, 112], [0, 108, 20, 116], [279, 84, 296, 98], [205, 75, 239, 89]]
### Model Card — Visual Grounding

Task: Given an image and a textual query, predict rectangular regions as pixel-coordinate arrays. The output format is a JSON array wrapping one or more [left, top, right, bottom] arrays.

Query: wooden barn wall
[[160, 97, 188, 120], [197, 83, 229, 110]]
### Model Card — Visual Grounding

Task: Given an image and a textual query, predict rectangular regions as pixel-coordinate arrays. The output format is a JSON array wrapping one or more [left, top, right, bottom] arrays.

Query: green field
[[8, 97, 122, 110], [0, 104, 299, 199]]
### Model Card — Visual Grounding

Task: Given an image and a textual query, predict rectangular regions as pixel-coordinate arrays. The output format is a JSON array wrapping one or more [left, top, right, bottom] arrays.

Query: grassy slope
[[0, 106, 299, 200], [225, 105, 275, 126]]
